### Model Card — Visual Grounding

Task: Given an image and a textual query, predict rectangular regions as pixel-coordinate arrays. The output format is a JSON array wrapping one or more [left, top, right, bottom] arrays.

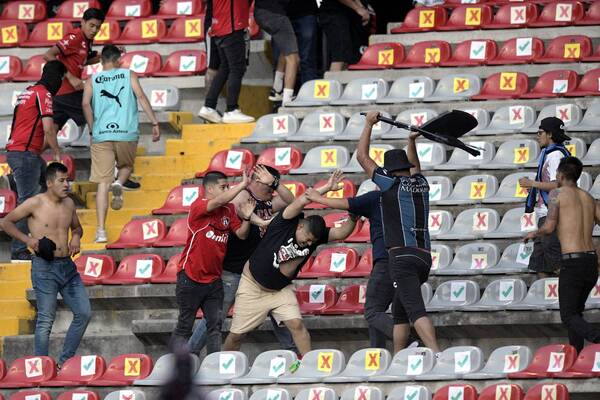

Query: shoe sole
[[199, 112, 222, 124], [223, 119, 255, 124], [121, 185, 140, 191], [11, 259, 32, 263], [111, 185, 123, 210], [95, 238, 107, 243], [268, 96, 283, 102]]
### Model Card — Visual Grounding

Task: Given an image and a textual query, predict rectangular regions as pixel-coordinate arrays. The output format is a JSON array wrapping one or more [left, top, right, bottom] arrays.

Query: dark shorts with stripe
[[389, 247, 432, 324]]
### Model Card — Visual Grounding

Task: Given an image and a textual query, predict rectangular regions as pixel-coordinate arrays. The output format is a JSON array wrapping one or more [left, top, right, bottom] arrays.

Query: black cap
[[539, 117, 571, 143], [383, 149, 414, 172]]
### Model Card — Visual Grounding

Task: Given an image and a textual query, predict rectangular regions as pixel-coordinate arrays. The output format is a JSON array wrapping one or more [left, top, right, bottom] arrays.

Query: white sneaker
[[222, 109, 255, 124], [110, 182, 123, 210], [198, 106, 222, 123], [95, 228, 107, 243]]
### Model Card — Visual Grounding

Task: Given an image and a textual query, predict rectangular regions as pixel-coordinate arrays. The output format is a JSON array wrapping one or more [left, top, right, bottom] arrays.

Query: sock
[[283, 88, 294, 103], [273, 71, 285, 93]]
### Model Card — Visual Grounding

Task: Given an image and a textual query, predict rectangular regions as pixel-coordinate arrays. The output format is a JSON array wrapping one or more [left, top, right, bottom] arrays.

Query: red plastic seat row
[[0, 154, 75, 181], [429, 382, 570, 400]]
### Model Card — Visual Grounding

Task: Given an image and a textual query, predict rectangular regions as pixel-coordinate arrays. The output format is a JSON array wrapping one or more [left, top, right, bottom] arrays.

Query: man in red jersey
[[170, 170, 256, 353], [6, 61, 66, 262]]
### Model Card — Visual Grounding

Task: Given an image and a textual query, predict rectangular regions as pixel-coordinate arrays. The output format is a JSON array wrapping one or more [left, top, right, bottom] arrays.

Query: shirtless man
[[525, 156, 600, 352], [1, 162, 90, 368]]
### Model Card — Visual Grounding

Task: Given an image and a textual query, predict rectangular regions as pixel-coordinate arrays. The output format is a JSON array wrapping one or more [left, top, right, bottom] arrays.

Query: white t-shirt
[[534, 151, 564, 219]]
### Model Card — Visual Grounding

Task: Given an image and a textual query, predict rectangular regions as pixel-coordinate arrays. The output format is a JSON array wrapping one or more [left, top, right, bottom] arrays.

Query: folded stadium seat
[[431, 385, 478, 400], [479, 139, 540, 170], [343, 248, 373, 277], [577, 0, 600, 25], [54, 1, 102, 21], [12, 55, 46, 82], [157, 0, 204, 18], [155, 50, 206, 76], [477, 384, 525, 400], [426, 176, 453, 205], [55, 119, 82, 147], [152, 184, 203, 215], [205, 388, 246, 400], [584, 43, 600, 61], [505, 278, 560, 311], [484, 207, 535, 239], [471, 72, 529, 100], [149, 253, 180, 284], [529, 1, 584, 27], [93, 20, 121, 44], [301, 247, 358, 278], [428, 243, 453, 275], [397, 40, 451, 68], [386, 386, 431, 400], [102, 254, 165, 285], [392, 6, 446, 33], [423, 74, 481, 102], [341, 145, 393, 173], [293, 388, 337, 400], [195, 148, 255, 177], [307, 179, 356, 209], [525, 105, 582, 135], [106, 218, 166, 249], [43, 355, 106, 386], [565, 68, 600, 97], [581, 138, 600, 166], [87, 354, 152, 387], [7, 391, 51, 400], [285, 79, 342, 107], [348, 43, 404, 70], [337, 112, 392, 141], [134, 353, 200, 385], [508, 344, 576, 379], [462, 278, 528, 311], [382, 109, 440, 139], [159, 16, 205, 43], [276, 180, 306, 199], [41, 154, 76, 180], [74, 254, 116, 285], [230, 350, 297, 384], [330, 78, 388, 105], [277, 349, 345, 383], [346, 219, 370, 243], [356, 180, 377, 196], [467, 346, 532, 380], [437, 174, 498, 205], [287, 111, 345, 142], [426, 281, 481, 312], [324, 349, 391, 382], [487, 37, 544, 66], [290, 146, 350, 174], [521, 70, 579, 99], [439, 4, 492, 30], [376, 76, 436, 104], [555, 344, 596, 378], [141, 84, 180, 111], [120, 51, 162, 77], [0, 356, 55, 388], [428, 210, 454, 239], [0, 1, 46, 22], [296, 284, 337, 315], [104, 390, 146, 400], [370, 347, 435, 382], [115, 18, 166, 44], [483, 172, 536, 204], [591, 174, 600, 199], [436, 208, 500, 240], [0, 189, 16, 217], [56, 390, 100, 400], [476, 105, 536, 136], [417, 347, 484, 380], [0, 21, 28, 48], [339, 387, 383, 400], [453, 108, 490, 134], [436, 242, 500, 276], [321, 284, 368, 315], [484, 3, 538, 29], [434, 141, 494, 171], [240, 113, 298, 143], [537, 35, 592, 64], [249, 388, 291, 400], [255, 146, 303, 175], [578, 171, 592, 191], [441, 40, 497, 66], [153, 218, 187, 247], [106, 0, 153, 20], [523, 383, 569, 400], [21, 21, 74, 47]]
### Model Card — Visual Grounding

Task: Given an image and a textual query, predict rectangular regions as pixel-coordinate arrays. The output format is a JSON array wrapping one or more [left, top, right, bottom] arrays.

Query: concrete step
[[0, 280, 31, 297], [84, 190, 169, 210], [81, 224, 124, 246], [181, 123, 255, 142], [134, 155, 190, 175], [136, 174, 185, 192], [77, 208, 148, 227], [0, 299, 34, 316], [165, 138, 236, 157], [0, 317, 34, 337], [0, 263, 31, 281]]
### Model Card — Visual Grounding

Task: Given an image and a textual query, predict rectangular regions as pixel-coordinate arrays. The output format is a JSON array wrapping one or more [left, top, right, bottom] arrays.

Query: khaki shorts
[[229, 273, 302, 334], [90, 141, 137, 184]]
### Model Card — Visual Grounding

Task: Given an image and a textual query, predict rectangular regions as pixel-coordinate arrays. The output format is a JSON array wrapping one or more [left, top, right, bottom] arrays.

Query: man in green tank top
[[82, 45, 160, 243]]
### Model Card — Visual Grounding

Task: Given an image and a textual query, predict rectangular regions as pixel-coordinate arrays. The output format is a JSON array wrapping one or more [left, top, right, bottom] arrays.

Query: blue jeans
[[290, 15, 319, 85], [6, 151, 46, 254], [188, 270, 298, 354], [31, 257, 91, 364]]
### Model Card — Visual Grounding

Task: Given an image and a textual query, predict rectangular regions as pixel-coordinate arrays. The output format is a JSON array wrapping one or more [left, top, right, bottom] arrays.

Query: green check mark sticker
[[429, 187, 441, 200], [222, 358, 234, 370], [418, 146, 431, 157], [450, 391, 463, 400], [454, 351, 471, 373], [406, 392, 417, 400], [451, 284, 465, 300], [471, 45, 484, 56], [518, 42, 530, 52], [0, 60, 7, 72], [333, 258, 344, 269], [277, 149, 289, 161], [410, 86, 423, 97], [311, 289, 323, 300], [457, 355, 469, 367], [364, 87, 376, 98], [268, 394, 280, 400], [403, 387, 420, 400], [182, 60, 195, 70], [229, 154, 241, 163], [553, 82, 567, 93], [501, 286, 513, 298], [220, 392, 233, 400], [185, 192, 197, 203], [219, 353, 236, 374], [179, 4, 191, 14], [83, 358, 94, 371], [410, 358, 422, 371]]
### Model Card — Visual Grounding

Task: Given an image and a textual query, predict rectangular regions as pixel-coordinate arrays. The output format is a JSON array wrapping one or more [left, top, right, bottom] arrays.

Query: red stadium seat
[[106, 218, 167, 249], [565, 68, 600, 97], [471, 71, 529, 100], [255, 146, 303, 175], [0, 21, 28, 47], [442, 0, 485, 5], [278, 180, 307, 198], [322, 285, 366, 315], [523, 383, 569, 400], [487, 37, 545, 65], [93, 20, 121, 44], [343, 248, 373, 277], [153, 218, 188, 247], [307, 179, 356, 210], [398, 40, 451, 68], [152, 184, 204, 215], [54, 1, 102, 21], [56, 390, 101, 400], [521, 69, 579, 99], [391, 6, 447, 33], [43, 355, 106, 386], [158, 0, 204, 17], [322, 212, 365, 243], [296, 284, 337, 315], [536, 35, 592, 63], [553, 344, 600, 378], [21, 21, 74, 47], [159, 16, 205, 43], [0, 358, 5, 380], [102, 254, 165, 284], [154, 50, 207, 77], [584, 44, 600, 62], [0, 56, 23, 81], [348, 43, 404, 70], [508, 344, 576, 379], [478, 384, 524, 400], [195, 148, 256, 178], [432, 384, 478, 400], [75, 254, 116, 285], [346, 219, 370, 243], [0, 189, 17, 218], [529, 1, 584, 27], [0, 356, 55, 388], [437, 5, 493, 31], [107, 0, 153, 20], [297, 256, 314, 278], [0, 1, 47, 23], [485, 3, 538, 29], [88, 354, 153, 386], [8, 391, 52, 400], [577, 0, 600, 25], [42, 154, 76, 181], [115, 17, 166, 44], [302, 247, 359, 278], [441, 39, 497, 66], [13, 55, 46, 82], [150, 253, 181, 283], [119, 51, 162, 77]]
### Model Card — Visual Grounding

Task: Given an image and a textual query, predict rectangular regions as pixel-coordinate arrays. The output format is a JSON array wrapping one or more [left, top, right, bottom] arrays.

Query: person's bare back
[[551, 186, 597, 254]]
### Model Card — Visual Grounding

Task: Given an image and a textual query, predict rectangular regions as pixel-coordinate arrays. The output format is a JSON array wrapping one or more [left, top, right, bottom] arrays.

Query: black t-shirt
[[287, 0, 318, 18], [255, 0, 290, 15], [319, 0, 368, 14], [249, 212, 329, 290]]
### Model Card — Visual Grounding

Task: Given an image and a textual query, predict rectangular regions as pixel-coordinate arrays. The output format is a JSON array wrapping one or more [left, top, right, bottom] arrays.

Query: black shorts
[[389, 247, 431, 324], [319, 10, 368, 65], [53, 90, 85, 128], [529, 216, 562, 274], [254, 8, 298, 56]]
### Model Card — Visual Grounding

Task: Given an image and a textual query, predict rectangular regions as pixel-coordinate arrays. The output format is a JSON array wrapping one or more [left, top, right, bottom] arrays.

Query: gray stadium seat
[[104, 390, 146, 400], [595, 225, 600, 237], [324, 348, 392, 382], [434, 141, 495, 171], [436, 243, 500, 276], [428, 210, 454, 239], [578, 171, 593, 191], [569, 101, 600, 131], [475, 105, 535, 135], [416, 346, 484, 380], [369, 347, 436, 382], [522, 103, 583, 133], [340, 386, 383, 400], [437, 175, 498, 205], [69, 125, 92, 148], [204, 389, 247, 400], [525, 137, 587, 168], [0, 89, 20, 117], [404, 142, 446, 170], [437, 208, 500, 240], [193, 351, 249, 384], [342, 145, 394, 173], [428, 244, 453, 275], [590, 175, 600, 200], [479, 140, 540, 170], [250, 388, 291, 400], [356, 180, 378, 196], [426, 176, 453, 205], [277, 349, 345, 383], [423, 74, 481, 102], [585, 278, 600, 310], [336, 112, 392, 140], [241, 114, 298, 143], [484, 207, 534, 239], [231, 350, 297, 384], [462, 279, 528, 311], [581, 138, 600, 166], [135, 353, 200, 385], [290, 146, 350, 174], [383, 109, 440, 139], [288, 111, 345, 142], [421, 282, 434, 306], [142, 84, 180, 111], [426, 280, 481, 312], [376, 76, 435, 104], [0, 119, 11, 150], [386, 386, 432, 400], [56, 119, 82, 147], [294, 387, 337, 400], [505, 278, 559, 310], [454, 108, 490, 134], [464, 345, 533, 379], [286, 79, 342, 107], [330, 78, 388, 105], [483, 172, 536, 204], [483, 242, 533, 275]]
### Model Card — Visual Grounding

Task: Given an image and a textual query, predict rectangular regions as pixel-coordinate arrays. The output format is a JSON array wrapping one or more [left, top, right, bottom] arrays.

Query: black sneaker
[[268, 88, 283, 102], [11, 250, 32, 263], [122, 179, 141, 191]]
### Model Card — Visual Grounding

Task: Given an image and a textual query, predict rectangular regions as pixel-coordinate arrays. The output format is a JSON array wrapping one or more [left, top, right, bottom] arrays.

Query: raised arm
[[407, 130, 422, 175], [0, 197, 41, 252], [253, 165, 294, 211], [233, 197, 255, 240], [328, 214, 358, 242], [316, 170, 344, 196], [282, 192, 312, 220], [305, 189, 350, 211], [206, 171, 250, 213], [525, 189, 560, 242], [130, 71, 160, 142], [357, 111, 380, 178]]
